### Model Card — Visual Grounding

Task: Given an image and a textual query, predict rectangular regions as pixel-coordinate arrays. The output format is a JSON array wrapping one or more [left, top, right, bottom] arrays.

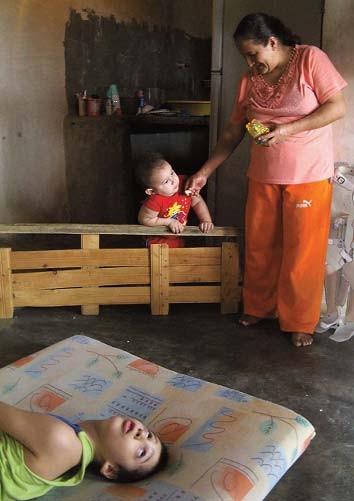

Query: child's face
[[148, 161, 179, 197], [100, 416, 162, 478]]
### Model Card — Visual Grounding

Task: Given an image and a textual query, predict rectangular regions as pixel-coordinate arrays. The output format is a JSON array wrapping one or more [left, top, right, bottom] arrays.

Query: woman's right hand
[[185, 172, 208, 196]]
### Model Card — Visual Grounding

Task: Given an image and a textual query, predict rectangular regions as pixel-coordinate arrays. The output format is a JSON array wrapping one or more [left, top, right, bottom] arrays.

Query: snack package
[[246, 119, 270, 145]]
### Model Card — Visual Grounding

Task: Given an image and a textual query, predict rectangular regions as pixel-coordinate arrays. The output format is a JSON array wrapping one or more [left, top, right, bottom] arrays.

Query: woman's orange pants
[[243, 178, 332, 334]]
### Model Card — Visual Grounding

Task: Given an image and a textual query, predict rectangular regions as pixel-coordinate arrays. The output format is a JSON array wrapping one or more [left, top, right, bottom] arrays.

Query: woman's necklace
[[260, 46, 296, 88]]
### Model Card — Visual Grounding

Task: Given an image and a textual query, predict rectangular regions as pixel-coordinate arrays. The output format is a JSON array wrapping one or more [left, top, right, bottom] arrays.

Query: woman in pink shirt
[[187, 12, 347, 347]]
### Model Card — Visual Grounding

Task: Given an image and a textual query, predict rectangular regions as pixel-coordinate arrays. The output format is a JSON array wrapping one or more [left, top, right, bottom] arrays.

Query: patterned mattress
[[0, 335, 315, 501]]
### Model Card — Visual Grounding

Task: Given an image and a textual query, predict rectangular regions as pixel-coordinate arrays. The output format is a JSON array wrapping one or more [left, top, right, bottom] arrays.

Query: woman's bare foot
[[291, 332, 314, 347], [239, 314, 263, 327]]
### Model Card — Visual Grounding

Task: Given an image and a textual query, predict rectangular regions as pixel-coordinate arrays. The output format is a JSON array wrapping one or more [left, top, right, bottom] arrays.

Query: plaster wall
[[323, 0, 354, 163], [0, 1, 211, 224], [0, 1, 68, 223]]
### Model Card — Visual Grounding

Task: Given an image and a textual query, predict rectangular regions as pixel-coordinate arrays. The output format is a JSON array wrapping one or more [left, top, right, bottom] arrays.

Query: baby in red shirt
[[136, 152, 214, 247]]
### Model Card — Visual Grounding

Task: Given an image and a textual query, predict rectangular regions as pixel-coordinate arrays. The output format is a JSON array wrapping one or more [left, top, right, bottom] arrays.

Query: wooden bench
[[0, 224, 241, 318]]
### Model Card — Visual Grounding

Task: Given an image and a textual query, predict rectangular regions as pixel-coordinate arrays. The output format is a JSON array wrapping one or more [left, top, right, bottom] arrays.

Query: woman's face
[[237, 37, 279, 75]]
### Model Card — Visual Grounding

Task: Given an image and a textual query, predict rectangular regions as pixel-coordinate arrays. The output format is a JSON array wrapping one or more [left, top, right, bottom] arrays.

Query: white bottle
[[112, 93, 122, 115]]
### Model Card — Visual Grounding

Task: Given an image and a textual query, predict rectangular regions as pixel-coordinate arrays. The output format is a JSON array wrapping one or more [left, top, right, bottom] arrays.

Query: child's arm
[[191, 195, 214, 233], [138, 205, 185, 233], [0, 401, 82, 479]]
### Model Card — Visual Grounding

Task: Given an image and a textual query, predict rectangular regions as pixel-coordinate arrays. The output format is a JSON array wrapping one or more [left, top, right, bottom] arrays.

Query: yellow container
[[166, 100, 210, 116]]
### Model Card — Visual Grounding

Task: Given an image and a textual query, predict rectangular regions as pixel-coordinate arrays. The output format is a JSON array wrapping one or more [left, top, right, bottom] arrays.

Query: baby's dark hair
[[135, 152, 167, 189], [115, 441, 169, 483], [233, 12, 301, 47]]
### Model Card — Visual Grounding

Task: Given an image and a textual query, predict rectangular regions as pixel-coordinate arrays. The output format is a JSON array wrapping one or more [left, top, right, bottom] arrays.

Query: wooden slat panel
[[0, 248, 14, 318], [169, 285, 220, 303], [150, 244, 169, 315], [13, 287, 150, 307], [12, 267, 150, 290], [221, 242, 240, 314], [81, 234, 100, 315], [11, 248, 149, 270], [169, 247, 221, 266], [0, 223, 239, 238], [169, 265, 220, 283]]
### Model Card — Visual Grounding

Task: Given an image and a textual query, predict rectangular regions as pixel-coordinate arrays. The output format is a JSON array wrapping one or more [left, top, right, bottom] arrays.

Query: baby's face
[[149, 161, 179, 197]]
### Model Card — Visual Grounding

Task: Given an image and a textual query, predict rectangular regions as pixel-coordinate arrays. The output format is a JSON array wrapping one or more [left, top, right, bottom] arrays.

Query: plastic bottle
[[112, 93, 122, 116], [105, 98, 113, 115], [137, 89, 145, 114], [107, 84, 122, 116]]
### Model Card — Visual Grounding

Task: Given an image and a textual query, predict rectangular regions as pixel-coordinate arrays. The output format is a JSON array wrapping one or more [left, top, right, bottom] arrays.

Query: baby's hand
[[169, 219, 185, 234], [199, 221, 214, 233]]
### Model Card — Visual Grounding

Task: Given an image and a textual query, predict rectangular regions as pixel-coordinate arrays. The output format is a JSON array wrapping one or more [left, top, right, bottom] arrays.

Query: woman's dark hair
[[135, 152, 166, 188], [115, 441, 169, 483], [233, 12, 301, 47]]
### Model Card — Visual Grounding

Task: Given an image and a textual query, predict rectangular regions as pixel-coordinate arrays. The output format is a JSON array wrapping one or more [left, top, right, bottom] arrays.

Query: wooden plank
[[169, 247, 221, 266], [0, 223, 239, 238], [170, 265, 220, 283], [169, 285, 220, 303], [221, 242, 240, 314], [81, 234, 100, 316], [12, 267, 150, 290], [13, 286, 151, 307], [11, 248, 149, 270], [150, 244, 169, 315], [0, 248, 14, 318]]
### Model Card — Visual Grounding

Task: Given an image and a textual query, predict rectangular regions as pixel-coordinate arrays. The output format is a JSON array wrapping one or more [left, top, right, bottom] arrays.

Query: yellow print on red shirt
[[164, 199, 189, 224]]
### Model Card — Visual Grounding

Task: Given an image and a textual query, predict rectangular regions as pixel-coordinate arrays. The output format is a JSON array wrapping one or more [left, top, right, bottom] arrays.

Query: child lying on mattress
[[0, 401, 168, 500]]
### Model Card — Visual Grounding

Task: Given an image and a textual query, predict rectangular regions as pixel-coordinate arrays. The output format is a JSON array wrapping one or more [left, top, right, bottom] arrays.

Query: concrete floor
[[0, 304, 353, 501]]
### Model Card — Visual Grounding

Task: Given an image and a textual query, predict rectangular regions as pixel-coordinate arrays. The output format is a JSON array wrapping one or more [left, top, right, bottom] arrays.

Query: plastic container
[[76, 94, 87, 116], [87, 98, 101, 116]]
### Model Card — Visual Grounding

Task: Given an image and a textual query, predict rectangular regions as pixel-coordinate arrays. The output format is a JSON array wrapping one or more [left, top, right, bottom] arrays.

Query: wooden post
[[0, 248, 14, 318], [81, 234, 100, 315], [221, 242, 240, 314], [150, 244, 169, 315]]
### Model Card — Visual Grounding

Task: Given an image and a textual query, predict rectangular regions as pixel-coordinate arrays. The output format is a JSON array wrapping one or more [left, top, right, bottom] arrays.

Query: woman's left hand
[[258, 124, 288, 146]]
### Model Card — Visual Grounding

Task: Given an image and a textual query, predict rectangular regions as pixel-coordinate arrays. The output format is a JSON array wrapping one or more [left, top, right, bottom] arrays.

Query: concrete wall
[[323, 0, 354, 164], [65, 8, 211, 113], [0, 1, 211, 224]]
